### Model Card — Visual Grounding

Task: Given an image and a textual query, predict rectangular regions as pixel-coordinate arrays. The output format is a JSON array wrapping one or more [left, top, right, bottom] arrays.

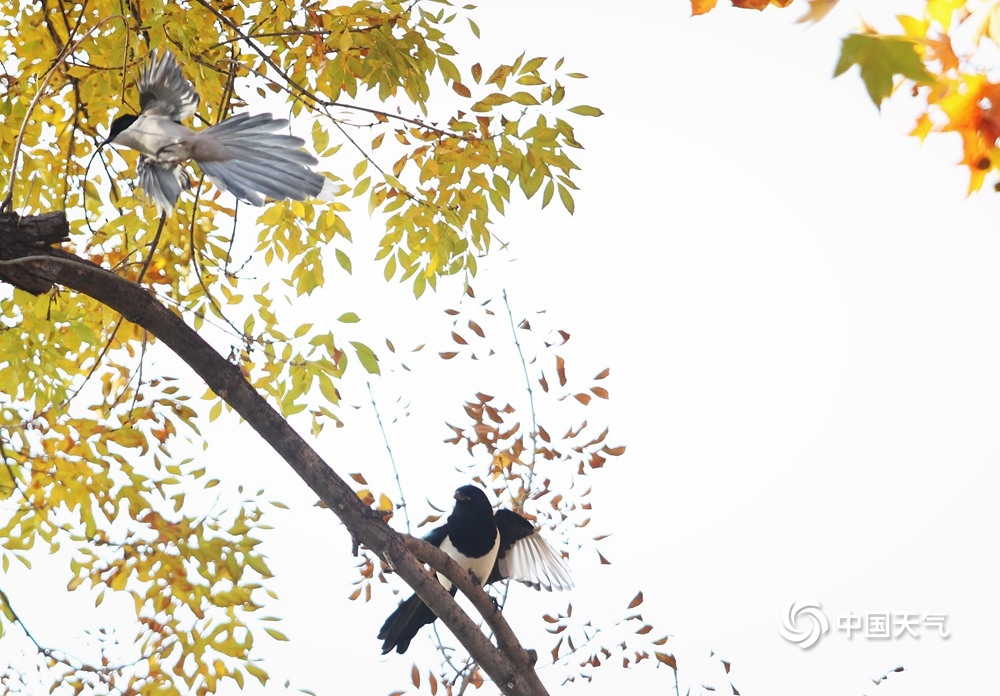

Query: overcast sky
[[257, 2, 999, 692], [7, 2, 1000, 695]]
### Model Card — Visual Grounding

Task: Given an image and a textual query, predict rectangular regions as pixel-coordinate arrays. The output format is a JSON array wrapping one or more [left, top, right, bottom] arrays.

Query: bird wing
[[490, 509, 574, 591], [138, 50, 199, 121], [136, 157, 189, 212]]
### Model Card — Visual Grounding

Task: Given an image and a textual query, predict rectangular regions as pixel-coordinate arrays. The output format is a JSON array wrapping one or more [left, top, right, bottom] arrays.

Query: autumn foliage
[[693, 0, 1000, 193], [0, 0, 609, 693]]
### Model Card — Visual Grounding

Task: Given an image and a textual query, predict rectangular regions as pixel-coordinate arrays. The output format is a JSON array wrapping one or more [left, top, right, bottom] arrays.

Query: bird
[[378, 484, 573, 655], [102, 49, 333, 211]]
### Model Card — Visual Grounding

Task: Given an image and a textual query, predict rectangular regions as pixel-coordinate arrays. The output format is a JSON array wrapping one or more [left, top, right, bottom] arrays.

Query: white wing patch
[[499, 533, 574, 592]]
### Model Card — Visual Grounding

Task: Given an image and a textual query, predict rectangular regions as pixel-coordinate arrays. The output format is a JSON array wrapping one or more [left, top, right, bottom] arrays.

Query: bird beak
[[454, 490, 469, 502]]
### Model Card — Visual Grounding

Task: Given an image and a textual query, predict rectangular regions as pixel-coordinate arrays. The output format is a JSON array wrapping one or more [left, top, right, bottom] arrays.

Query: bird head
[[102, 114, 138, 146], [453, 485, 491, 507]]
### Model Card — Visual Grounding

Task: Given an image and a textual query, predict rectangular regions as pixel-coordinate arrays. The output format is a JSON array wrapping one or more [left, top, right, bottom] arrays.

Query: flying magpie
[[102, 50, 332, 211], [378, 484, 573, 655]]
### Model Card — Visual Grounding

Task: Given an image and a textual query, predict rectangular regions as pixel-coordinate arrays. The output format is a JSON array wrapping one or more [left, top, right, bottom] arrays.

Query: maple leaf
[[930, 74, 1000, 191], [691, 0, 718, 15], [924, 34, 961, 73], [910, 112, 934, 141], [834, 34, 936, 107], [926, 0, 966, 31]]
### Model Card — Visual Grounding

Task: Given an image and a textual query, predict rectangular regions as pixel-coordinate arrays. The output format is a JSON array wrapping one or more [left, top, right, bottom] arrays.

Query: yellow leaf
[[796, 0, 839, 24], [486, 65, 512, 86], [264, 627, 288, 641]]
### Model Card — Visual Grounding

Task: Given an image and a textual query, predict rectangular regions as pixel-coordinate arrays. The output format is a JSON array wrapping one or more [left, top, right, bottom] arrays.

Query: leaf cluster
[[0, 0, 600, 693], [691, 0, 1000, 194]]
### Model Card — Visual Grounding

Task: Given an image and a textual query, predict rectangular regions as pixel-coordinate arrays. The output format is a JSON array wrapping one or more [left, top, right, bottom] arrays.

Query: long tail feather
[[377, 593, 439, 655], [192, 113, 327, 205]]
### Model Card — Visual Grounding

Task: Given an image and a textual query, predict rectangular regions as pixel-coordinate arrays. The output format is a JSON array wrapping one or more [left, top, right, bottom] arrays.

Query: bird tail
[[192, 113, 330, 206], [378, 593, 439, 655]]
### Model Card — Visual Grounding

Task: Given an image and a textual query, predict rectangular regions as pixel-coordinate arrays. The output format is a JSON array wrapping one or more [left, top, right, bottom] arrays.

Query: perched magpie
[[378, 484, 573, 655], [102, 50, 332, 211]]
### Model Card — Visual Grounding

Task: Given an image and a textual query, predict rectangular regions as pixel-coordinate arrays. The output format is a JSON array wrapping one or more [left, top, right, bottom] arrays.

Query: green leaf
[[337, 312, 360, 323], [558, 184, 575, 215], [350, 341, 380, 375], [335, 248, 352, 274], [834, 34, 935, 107], [568, 104, 603, 117], [318, 373, 340, 405]]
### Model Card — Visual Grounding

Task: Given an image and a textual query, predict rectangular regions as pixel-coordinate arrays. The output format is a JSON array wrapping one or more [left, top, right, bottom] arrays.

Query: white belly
[[115, 117, 194, 161], [437, 533, 500, 589]]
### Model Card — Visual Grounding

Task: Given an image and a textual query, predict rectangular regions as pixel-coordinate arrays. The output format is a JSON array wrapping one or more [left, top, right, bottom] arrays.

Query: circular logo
[[779, 599, 829, 649]]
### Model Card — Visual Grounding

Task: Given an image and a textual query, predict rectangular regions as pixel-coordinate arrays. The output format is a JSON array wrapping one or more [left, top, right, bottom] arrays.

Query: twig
[[367, 381, 411, 533], [501, 289, 538, 497], [1, 15, 125, 212]]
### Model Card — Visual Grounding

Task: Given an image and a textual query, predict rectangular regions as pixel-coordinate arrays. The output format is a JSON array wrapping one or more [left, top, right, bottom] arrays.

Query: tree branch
[[0, 211, 550, 696]]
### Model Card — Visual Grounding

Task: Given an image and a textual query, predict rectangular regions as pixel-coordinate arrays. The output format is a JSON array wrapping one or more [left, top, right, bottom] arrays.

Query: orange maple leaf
[[691, 0, 718, 14], [733, 0, 794, 8], [932, 74, 1000, 191], [924, 34, 960, 73]]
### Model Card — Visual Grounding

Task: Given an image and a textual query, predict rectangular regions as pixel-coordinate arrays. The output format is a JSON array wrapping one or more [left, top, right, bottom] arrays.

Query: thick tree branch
[[0, 212, 548, 696], [404, 536, 538, 665]]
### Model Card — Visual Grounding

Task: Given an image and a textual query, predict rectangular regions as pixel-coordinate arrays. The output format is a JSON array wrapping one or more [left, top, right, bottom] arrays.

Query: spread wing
[[136, 157, 190, 212], [139, 50, 199, 121], [490, 509, 574, 591]]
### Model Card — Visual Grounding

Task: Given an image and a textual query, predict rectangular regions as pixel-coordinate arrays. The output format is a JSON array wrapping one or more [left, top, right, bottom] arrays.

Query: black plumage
[[378, 485, 573, 655]]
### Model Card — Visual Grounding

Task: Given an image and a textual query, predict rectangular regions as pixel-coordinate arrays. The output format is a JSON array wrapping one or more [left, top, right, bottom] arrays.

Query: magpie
[[102, 50, 333, 211], [378, 484, 573, 655]]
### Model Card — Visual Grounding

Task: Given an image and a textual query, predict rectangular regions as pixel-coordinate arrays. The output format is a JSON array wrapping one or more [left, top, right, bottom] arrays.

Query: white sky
[[6, 2, 1000, 695]]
